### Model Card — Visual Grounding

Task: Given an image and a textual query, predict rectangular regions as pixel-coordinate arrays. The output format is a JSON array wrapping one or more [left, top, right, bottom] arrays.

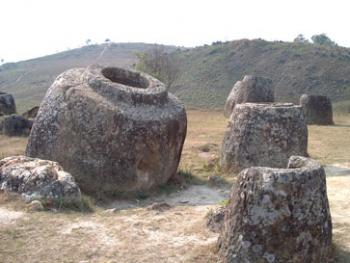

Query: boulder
[[2, 114, 33, 136], [224, 75, 274, 117], [22, 106, 39, 119], [26, 65, 187, 196], [218, 156, 332, 263], [221, 103, 308, 172], [0, 156, 81, 207], [300, 94, 333, 125], [0, 92, 16, 116]]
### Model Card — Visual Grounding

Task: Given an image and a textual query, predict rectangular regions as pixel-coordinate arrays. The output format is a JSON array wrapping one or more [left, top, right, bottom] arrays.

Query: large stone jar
[[221, 103, 307, 172], [26, 65, 187, 195], [300, 94, 333, 125], [224, 75, 274, 118], [218, 156, 333, 263], [0, 92, 16, 116]]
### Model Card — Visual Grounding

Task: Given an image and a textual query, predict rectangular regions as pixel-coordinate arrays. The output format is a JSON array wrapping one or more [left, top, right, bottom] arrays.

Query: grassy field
[[0, 110, 350, 262]]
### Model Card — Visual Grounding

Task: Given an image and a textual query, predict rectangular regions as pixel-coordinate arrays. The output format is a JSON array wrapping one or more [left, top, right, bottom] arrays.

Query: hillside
[[1, 40, 350, 112], [0, 43, 176, 112], [170, 39, 350, 110]]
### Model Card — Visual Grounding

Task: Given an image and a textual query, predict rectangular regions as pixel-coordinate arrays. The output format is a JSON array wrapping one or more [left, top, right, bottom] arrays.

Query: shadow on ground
[[325, 166, 350, 177]]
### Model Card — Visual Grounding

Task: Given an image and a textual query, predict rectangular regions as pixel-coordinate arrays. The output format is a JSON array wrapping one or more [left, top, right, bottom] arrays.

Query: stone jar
[[224, 75, 274, 118], [218, 156, 332, 263], [300, 94, 333, 125], [0, 92, 16, 116], [2, 114, 33, 136], [220, 103, 307, 172], [26, 65, 187, 196]]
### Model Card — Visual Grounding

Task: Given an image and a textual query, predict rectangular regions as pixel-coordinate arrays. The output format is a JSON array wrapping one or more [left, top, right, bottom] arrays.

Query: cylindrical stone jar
[[0, 92, 16, 116], [26, 65, 187, 196], [220, 103, 308, 172], [300, 94, 334, 125], [218, 156, 332, 263], [224, 75, 274, 118]]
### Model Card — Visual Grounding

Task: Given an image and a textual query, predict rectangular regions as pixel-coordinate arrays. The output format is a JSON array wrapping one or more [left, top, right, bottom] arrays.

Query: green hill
[[170, 39, 350, 111], [1, 40, 350, 113]]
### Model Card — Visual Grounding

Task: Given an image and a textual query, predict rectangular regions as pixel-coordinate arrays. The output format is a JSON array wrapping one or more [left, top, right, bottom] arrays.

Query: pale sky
[[1, 0, 349, 62]]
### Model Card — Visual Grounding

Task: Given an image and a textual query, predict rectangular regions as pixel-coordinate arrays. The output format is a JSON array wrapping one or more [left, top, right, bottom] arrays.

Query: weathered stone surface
[[27, 200, 44, 212], [2, 114, 33, 136], [0, 156, 81, 206], [220, 103, 308, 172], [300, 94, 333, 125], [26, 65, 187, 195], [224, 75, 274, 117], [206, 206, 227, 233], [218, 156, 332, 263], [22, 106, 39, 119], [0, 92, 16, 116]]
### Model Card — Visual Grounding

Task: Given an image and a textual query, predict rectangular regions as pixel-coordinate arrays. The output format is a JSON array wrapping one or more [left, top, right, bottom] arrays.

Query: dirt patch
[[60, 220, 119, 248], [108, 185, 230, 210], [55, 201, 222, 262], [326, 163, 350, 261], [0, 207, 24, 225]]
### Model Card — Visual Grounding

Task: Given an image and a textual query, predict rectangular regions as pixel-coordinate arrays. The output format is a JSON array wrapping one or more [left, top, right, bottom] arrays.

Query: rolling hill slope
[[1, 40, 350, 113], [170, 39, 350, 110]]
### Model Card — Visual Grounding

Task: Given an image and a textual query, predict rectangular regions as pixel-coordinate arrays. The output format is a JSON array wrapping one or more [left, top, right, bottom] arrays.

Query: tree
[[85, 39, 92, 46], [293, 34, 309, 43], [135, 45, 180, 89], [105, 38, 111, 43], [0, 59, 4, 64], [311, 34, 337, 46]]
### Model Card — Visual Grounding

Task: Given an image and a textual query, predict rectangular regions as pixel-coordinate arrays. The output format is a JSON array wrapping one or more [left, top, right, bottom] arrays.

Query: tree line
[[294, 33, 337, 46]]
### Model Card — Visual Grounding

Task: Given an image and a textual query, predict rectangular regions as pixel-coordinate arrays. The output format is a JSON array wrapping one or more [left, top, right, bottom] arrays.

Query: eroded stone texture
[[0, 92, 16, 116], [2, 114, 33, 136], [0, 156, 81, 206], [26, 65, 187, 195], [224, 75, 274, 117], [220, 103, 307, 172], [300, 94, 333, 125], [206, 206, 227, 233], [218, 156, 332, 263]]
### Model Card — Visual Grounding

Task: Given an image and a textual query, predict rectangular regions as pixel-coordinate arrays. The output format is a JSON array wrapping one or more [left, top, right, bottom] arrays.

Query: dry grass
[[0, 110, 349, 262], [179, 110, 228, 181], [308, 114, 350, 165], [0, 136, 27, 159]]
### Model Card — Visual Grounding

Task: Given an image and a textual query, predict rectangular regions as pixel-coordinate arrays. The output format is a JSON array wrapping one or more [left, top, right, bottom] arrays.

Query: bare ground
[[0, 185, 227, 263]]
